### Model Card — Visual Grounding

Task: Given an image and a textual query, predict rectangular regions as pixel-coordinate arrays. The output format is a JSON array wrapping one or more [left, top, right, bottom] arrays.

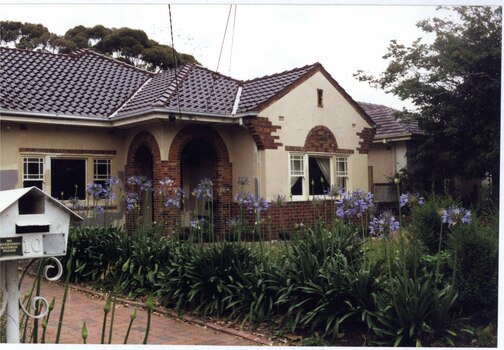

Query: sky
[[0, 1, 495, 110]]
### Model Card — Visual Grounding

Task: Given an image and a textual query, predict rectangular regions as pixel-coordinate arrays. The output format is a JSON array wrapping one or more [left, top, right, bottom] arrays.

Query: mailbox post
[[0, 187, 82, 343]]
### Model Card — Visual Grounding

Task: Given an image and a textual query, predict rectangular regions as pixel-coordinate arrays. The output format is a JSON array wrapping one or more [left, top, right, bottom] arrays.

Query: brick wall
[[243, 116, 282, 150], [356, 127, 376, 154], [285, 125, 354, 154], [230, 200, 338, 239]]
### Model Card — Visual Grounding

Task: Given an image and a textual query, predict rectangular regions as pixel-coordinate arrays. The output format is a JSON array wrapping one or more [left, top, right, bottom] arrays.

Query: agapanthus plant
[[441, 206, 471, 227], [369, 211, 400, 238], [399, 192, 424, 208], [334, 189, 374, 220], [192, 178, 213, 199]]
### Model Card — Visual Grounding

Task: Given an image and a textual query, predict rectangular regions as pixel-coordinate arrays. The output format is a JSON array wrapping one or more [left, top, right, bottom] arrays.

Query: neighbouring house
[[0, 47, 377, 235], [359, 102, 424, 202]]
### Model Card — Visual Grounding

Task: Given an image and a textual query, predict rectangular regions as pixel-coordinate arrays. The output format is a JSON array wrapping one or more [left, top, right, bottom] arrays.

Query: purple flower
[[248, 195, 269, 214], [334, 190, 374, 220], [234, 191, 252, 207], [175, 187, 185, 198], [105, 176, 119, 188], [164, 198, 180, 209], [193, 178, 213, 199], [190, 218, 205, 230], [86, 183, 104, 198], [442, 206, 471, 227], [400, 193, 425, 208], [94, 205, 105, 214], [125, 192, 139, 212], [127, 175, 152, 192], [369, 211, 399, 237]]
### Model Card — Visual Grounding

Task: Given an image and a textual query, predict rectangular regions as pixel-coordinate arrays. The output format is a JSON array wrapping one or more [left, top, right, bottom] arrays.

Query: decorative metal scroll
[[15, 257, 64, 319]]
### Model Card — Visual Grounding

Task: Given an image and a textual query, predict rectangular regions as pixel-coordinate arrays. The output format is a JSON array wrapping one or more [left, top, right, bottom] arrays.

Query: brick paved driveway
[[19, 276, 266, 345]]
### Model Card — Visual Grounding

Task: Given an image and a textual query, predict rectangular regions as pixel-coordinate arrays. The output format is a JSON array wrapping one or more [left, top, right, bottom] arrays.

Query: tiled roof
[[358, 102, 423, 138], [115, 65, 191, 117], [237, 63, 319, 113], [0, 48, 152, 118], [165, 66, 240, 115]]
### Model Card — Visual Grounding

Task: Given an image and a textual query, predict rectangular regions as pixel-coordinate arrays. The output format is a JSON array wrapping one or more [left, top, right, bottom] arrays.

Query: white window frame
[[23, 157, 44, 189], [289, 153, 350, 201], [289, 153, 305, 200], [93, 159, 112, 183], [335, 157, 349, 192]]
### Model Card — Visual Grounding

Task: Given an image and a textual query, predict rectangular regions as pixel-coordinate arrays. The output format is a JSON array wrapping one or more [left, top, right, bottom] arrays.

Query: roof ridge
[[243, 62, 321, 84], [0, 46, 75, 58], [157, 63, 195, 107], [192, 64, 244, 83], [71, 48, 155, 75]]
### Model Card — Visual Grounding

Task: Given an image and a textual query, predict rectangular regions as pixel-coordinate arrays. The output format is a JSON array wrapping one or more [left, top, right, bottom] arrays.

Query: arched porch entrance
[[169, 125, 232, 235], [125, 131, 161, 229]]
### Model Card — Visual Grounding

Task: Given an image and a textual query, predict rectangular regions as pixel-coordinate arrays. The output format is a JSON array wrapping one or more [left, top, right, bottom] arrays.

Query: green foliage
[[408, 196, 458, 253], [64, 226, 174, 296], [0, 21, 198, 71], [449, 220, 498, 320], [355, 7, 501, 193]]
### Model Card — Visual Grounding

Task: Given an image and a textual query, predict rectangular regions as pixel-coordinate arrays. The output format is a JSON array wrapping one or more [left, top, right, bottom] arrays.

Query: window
[[23, 157, 44, 190], [317, 89, 323, 107], [336, 157, 348, 191], [289, 154, 304, 196], [93, 159, 111, 186], [308, 156, 330, 195], [51, 159, 86, 200]]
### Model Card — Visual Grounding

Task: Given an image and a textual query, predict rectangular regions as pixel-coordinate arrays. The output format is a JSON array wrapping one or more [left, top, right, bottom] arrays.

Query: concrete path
[[19, 275, 270, 345]]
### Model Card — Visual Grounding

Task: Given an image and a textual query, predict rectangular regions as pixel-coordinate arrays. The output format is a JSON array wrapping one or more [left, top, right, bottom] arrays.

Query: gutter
[[0, 108, 259, 128]]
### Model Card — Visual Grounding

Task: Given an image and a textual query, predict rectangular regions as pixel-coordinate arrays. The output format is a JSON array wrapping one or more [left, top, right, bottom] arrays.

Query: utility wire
[[216, 4, 233, 73], [228, 5, 237, 76], [168, 4, 182, 116], [207, 4, 233, 111]]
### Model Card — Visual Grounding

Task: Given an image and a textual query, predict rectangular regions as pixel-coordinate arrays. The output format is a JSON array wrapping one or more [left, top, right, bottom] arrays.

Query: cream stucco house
[[0, 47, 378, 234]]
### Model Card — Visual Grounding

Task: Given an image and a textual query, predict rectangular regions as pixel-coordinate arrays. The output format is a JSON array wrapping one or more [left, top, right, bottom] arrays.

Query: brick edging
[[49, 280, 275, 346]]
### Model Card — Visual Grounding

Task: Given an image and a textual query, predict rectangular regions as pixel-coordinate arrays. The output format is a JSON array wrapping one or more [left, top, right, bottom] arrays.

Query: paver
[[19, 275, 263, 345]]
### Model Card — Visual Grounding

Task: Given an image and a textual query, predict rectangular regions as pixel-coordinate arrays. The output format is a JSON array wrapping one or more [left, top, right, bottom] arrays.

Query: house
[[359, 102, 424, 202], [0, 47, 376, 235]]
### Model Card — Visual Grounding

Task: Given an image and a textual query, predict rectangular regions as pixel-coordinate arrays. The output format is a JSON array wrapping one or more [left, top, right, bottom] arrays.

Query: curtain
[[315, 157, 330, 184], [291, 176, 300, 188]]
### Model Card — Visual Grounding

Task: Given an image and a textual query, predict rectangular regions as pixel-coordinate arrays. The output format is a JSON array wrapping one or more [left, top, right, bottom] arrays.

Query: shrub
[[271, 224, 379, 339], [157, 242, 260, 317], [449, 220, 498, 320], [408, 196, 458, 254]]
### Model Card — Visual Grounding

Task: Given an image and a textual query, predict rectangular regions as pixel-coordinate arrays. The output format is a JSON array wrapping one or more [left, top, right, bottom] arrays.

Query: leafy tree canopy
[[0, 21, 198, 71], [355, 6, 501, 194]]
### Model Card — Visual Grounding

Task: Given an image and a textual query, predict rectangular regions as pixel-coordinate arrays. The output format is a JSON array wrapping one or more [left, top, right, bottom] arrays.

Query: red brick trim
[[243, 116, 282, 150], [19, 148, 116, 155], [125, 131, 163, 229], [356, 127, 376, 154], [284, 125, 354, 154]]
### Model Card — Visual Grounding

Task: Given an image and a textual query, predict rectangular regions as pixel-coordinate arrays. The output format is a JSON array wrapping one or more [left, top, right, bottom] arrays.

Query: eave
[[0, 109, 258, 129]]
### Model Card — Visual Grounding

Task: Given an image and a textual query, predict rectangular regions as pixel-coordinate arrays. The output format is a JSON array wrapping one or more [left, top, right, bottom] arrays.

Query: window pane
[[23, 157, 44, 180], [308, 157, 330, 195], [51, 159, 86, 200], [94, 159, 111, 180], [336, 177, 347, 191], [336, 157, 348, 176], [23, 180, 43, 190], [291, 177, 303, 196], [290, 154, 304, 176]]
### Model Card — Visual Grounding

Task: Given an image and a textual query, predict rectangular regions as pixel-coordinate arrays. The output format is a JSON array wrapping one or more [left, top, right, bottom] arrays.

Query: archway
[[125, 131, 161, 229], [169, 125, 232, 235], [181, 138, 217, 223]]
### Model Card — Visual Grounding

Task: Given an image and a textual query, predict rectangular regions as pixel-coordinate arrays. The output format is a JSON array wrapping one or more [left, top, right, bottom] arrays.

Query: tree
[[355, 6, 501, 196], [0, 21, 198, 71]]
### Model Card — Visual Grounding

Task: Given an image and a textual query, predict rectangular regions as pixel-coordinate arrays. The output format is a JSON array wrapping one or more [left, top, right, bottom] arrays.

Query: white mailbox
[[0, 186, 82, 261]]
